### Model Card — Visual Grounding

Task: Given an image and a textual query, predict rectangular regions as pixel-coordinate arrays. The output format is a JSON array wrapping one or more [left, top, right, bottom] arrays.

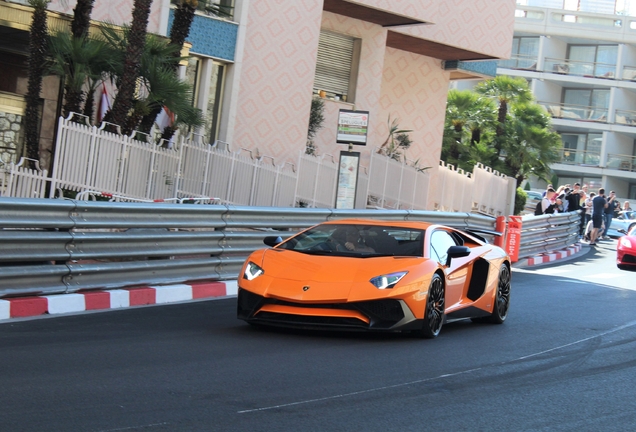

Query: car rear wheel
[[488, 264, 511, 324], [414, 273, 445, 338]]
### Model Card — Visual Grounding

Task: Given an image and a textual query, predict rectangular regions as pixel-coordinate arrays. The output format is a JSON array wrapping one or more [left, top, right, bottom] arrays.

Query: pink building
[[221, 0, 516, 173], [0, 0, 515, 201]]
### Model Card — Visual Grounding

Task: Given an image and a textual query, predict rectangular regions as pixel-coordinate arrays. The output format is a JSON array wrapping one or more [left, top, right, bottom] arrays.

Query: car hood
[[257, 249, 427, 302]]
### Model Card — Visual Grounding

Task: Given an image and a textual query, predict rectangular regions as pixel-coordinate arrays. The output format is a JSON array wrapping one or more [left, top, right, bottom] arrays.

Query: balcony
[[555, 150, 636, 173], [558, 148, 600, 166], [498, 54, 537, 70], [539, 101, 608, 123], [606, 154, 636, 172], [622, 66, 636, 81], [615, 109, 636, 126], [544, 57, 616, 79]]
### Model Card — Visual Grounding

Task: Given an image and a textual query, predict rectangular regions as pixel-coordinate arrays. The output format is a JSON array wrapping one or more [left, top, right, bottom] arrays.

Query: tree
[[306, 97, 324, 155], [24, 0, 50, 168], [500, 103, 561, 187], [99, 27, 204, 140], [441, 89, 497, 170], [442, 80, 562, 188], [475, 76, 533, 157], [47, 31, 114, 120], [71, 0, 95, 39], [378, 116, 413, 161], [104, 0, 152, 135]]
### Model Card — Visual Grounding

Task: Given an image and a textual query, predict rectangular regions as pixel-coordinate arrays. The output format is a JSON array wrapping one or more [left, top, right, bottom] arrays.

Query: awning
[[322, 0, 428, 27]]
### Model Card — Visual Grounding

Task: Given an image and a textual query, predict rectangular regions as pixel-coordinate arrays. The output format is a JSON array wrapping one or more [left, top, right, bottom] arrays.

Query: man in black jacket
[[567, 183, 584, 237]]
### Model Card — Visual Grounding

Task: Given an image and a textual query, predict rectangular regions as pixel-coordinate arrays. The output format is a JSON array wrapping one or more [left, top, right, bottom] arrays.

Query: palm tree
[[24, 0, 50, 168], [47, 31, 115, 120], [100, 26, 202, 138], [71, 0, 95, 39], [378, 116, 413, 161], [69, 0, 101, 120], [475, 76, 533, 156], [442, 89, 496, 170], [501, 103, 562, 187], [104, 0, 152, 135]]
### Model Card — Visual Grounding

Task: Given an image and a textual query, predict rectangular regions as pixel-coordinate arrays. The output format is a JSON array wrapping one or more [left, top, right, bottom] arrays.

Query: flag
[[155, 106, 174, 131], [97, 83, 110, 123]]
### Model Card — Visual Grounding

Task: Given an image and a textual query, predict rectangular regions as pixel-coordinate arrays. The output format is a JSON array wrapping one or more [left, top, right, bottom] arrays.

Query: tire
[[414, 273, 445, 338], [487, 264, 511, 324]]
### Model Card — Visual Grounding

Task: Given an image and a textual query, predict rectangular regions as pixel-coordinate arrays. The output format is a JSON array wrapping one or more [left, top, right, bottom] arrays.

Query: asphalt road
[[1, 239, 635, 432]]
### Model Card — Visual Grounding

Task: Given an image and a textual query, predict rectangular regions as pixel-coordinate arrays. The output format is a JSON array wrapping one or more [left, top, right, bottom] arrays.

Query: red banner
[[506, 216, 522, 263]]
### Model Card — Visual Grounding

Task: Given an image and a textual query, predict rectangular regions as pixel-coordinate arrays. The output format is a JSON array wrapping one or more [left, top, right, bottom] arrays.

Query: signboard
[[506, 216, 522, 263], [335, 151, 360, 209], [337, 110, 369, 145]]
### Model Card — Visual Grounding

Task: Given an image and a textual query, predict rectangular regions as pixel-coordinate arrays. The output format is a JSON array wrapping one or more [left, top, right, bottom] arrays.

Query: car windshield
[[276, 224, 424, 257]]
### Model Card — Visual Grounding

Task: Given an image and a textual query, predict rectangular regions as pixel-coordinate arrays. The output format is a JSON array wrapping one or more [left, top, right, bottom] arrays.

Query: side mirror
[[263, 236, 283, 247], [446, 245, 471, 266]]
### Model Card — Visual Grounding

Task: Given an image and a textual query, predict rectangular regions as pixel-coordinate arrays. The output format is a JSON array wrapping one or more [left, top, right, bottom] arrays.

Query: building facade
[[0, 0, 516, 208], [496, 1, 636, 200]]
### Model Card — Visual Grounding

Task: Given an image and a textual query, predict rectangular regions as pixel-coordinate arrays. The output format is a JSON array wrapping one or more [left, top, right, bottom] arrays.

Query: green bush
[[514, 187, 527, 215]]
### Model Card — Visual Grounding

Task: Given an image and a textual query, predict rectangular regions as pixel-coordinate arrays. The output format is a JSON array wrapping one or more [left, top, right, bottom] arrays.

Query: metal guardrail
[[0, 197, 499, 298], [0, 198, 582, 299], [519, 211, 581, 259]]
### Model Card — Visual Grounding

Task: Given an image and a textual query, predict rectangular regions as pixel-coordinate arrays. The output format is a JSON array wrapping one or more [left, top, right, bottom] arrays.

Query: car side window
[[430, 230, 458, 265]]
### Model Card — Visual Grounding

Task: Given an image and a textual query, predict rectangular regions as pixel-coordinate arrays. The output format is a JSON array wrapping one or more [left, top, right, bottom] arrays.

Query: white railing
[[0, 158, 48, 199], [1, 115, 515, 215], [433, 162, 513, 217], [367, 151, 430, 210]]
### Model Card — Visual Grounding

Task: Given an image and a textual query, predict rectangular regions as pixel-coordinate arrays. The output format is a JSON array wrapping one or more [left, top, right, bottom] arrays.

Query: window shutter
[[314, 31, 354, 97]]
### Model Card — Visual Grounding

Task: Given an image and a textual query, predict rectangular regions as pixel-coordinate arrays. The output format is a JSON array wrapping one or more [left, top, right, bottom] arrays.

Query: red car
[[617, 226, 636, 271]]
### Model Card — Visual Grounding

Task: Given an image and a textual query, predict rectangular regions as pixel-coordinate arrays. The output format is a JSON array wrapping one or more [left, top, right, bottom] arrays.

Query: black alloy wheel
[[415, 273, 445, 338], [489, 264, 511, 324]]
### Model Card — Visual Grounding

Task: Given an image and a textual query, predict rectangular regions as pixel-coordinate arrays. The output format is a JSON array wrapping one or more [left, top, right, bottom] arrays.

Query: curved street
[[1, 240, 635, 432]]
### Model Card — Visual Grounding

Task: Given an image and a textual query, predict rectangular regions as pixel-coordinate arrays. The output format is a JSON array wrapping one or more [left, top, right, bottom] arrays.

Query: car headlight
[[369, 271, 407, 289], [619, 237, 633, 248], [243, 262, 264, 280]]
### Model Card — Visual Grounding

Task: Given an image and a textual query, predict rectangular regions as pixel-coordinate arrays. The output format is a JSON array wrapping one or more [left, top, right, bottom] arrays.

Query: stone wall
[[0, 111, 22, 165]]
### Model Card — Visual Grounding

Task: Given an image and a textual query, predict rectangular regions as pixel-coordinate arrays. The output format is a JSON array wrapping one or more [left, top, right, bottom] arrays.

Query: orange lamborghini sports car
[[237, 219, 511, 338]]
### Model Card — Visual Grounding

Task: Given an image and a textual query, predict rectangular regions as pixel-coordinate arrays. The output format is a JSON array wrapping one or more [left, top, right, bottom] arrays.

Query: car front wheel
[[415, 273, 445, 338]]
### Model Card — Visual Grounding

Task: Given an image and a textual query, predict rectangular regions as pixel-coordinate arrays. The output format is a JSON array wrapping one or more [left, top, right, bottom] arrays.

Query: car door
[[429, 229, 469, 312]]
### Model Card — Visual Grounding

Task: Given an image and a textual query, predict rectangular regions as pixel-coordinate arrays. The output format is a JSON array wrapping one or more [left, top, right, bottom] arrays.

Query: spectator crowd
[[533, 182, 632, 247]]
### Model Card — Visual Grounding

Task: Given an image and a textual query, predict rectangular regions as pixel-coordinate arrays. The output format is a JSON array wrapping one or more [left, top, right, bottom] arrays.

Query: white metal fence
[[0, 115, 515, 215]]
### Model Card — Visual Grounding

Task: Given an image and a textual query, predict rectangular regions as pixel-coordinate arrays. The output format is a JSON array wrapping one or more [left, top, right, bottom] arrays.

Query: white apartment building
[[511, 0, 636, 199], [458, 0, 636, 201]]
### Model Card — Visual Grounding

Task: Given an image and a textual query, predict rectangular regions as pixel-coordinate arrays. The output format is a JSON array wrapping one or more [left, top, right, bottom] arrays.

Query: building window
[[501, 37, 539, 69], [560, 133, 602, 165], [562, 88, 609, 121], [313, 30, 361, 102], [185, 57, 201, 107], [185, 57, 225, 144], [567, 44, 617, 78], [205, 62, 225, 144], [170, 0, 235, 20]]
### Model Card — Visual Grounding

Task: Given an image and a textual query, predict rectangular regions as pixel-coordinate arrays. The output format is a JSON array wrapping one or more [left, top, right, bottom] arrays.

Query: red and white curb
[[0, 281, 237, 322], [514, 243, 582, 267]]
